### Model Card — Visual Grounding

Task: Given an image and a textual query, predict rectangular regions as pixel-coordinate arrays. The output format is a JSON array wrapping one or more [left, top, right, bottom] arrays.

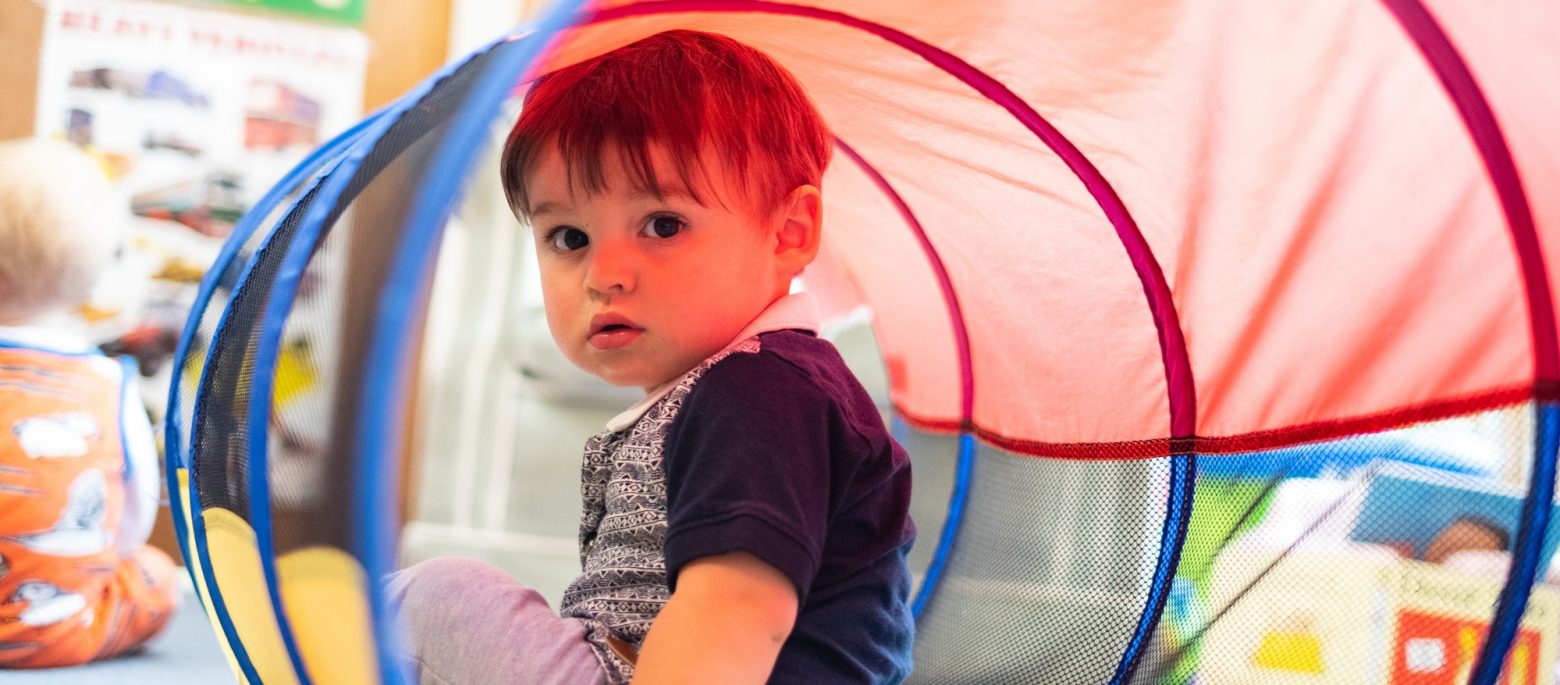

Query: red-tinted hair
[[501, 30, 832, 218]]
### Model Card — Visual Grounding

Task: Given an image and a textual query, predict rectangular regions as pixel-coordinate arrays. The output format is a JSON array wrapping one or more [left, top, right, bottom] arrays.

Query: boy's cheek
[[539, 303, 578, 351], [536, 277, 577, 320]]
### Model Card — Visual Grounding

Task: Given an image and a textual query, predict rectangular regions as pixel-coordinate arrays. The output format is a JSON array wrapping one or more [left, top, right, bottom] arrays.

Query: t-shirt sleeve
[[662, 353, 834, 602], [118, 357, 160, 557]]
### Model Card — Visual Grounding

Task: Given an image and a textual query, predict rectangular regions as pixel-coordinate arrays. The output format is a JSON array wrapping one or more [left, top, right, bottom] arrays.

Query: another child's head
[[0, 139, 122, 325], [1423, 515, 1510, 565], [501, 30, 831, 390]]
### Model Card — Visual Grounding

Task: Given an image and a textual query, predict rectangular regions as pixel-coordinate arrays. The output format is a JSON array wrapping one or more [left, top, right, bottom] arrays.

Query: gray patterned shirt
[[560, 339, 761, 683]]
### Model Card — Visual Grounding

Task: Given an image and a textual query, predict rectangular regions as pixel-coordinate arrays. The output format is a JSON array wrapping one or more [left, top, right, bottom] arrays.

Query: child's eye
[[640, 215, 686, 240], [547, 227, 589, 252]]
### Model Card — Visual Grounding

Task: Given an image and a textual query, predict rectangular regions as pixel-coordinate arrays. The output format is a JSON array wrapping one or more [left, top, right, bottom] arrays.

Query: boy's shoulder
[[703, 329, 845, 390], [689, 329, 880, 431]]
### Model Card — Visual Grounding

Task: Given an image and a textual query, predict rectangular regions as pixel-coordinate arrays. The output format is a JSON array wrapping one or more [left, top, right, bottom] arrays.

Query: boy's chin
[[593, 367, 674, 392], [578, 350, 706, 392]]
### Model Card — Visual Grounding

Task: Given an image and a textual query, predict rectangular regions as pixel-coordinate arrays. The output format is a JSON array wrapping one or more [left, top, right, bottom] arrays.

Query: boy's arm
[[631, 552, 799, 684]]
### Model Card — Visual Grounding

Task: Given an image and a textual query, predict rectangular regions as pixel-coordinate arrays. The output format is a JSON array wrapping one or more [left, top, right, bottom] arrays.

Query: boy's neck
[[633, 292, 790, 394], [611, 292, 821, 432]]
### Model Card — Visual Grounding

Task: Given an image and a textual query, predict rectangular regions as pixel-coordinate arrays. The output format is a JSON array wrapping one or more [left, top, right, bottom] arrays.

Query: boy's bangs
[[501, 29, 830, 219], [509, 87, 759, 217], [551, 128, 734, 212]]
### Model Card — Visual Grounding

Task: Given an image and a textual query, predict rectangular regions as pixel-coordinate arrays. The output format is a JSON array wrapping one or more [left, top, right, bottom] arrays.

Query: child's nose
[[584, 241, 637, 296]]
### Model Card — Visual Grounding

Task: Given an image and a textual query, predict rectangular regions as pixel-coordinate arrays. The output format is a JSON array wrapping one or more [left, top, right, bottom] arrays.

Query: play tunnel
[[167, 0, 1560, 682]]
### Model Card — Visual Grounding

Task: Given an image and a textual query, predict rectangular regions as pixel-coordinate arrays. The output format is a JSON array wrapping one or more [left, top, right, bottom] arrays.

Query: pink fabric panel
[[745, 14, 1170, 445], [538, 12, 1173, 447], [1423, 0, 1560, 375], [809, 147, 962, 424], [532, 0, 1553, 453], [1068, 0, 1531, 440]]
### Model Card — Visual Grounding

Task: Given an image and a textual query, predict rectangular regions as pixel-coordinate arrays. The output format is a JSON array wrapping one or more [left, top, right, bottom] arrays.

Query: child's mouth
[[589, 314, 643, 350], [590, 326, 642, 349]]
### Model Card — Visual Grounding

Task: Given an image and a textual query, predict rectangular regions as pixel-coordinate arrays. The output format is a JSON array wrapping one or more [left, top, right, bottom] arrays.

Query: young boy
[[0, 139, 177, 667], [391, 30, 916, 684]]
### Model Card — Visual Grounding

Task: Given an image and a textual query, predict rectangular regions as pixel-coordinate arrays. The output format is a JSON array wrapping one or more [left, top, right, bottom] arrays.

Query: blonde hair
[[0, 138, 122, 324]]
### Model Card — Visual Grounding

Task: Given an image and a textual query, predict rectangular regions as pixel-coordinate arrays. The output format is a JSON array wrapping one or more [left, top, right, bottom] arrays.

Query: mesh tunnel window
[[1136, 404, 1552, 684], [909, 446, 1171, 684]]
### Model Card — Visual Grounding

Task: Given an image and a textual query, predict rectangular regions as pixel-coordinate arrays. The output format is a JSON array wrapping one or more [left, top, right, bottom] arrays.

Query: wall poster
[[33, 0, 366, 489]]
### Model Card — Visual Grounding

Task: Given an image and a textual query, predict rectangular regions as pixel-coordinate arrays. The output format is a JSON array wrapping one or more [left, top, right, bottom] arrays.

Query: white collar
[[603, 292, 821, 432], [0, 324, 95, 354]]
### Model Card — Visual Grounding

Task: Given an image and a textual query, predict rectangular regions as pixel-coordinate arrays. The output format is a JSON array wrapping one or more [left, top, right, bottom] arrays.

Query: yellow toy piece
[[178, 469, 253, 684], [202, 507, 302, 685], [278, 546, 381, 685]]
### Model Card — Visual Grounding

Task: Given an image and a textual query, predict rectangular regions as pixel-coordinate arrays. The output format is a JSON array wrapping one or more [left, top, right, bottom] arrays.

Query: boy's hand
[[630, 552, 799, 684]]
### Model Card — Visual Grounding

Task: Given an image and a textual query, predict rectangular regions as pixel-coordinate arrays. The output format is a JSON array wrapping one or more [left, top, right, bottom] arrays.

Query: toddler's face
[[523, 144, 787, 390]]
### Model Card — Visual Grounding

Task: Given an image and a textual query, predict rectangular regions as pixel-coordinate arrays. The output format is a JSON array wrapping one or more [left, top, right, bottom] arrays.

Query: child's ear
[[773, 184, 822, 274]]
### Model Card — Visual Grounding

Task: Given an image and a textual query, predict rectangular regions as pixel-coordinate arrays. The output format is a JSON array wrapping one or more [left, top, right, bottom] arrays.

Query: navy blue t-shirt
[[661, 330, 916, 684]]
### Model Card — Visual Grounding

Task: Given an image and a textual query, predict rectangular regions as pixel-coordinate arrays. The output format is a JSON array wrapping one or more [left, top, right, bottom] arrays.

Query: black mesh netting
[[227, 40, 512, 554], [175, 187, 303, 471], [188, 40, 508, 535], [263, 195, 349, 513], [897, 404, 1553, 684], [192, 181, 328, 519], [1129, 403, 1551, 684], [908, 441, 1172, 684], [897, 419, 958, 583]]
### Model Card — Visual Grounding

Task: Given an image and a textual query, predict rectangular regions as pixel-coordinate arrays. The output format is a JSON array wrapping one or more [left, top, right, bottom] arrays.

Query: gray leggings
[[388, 557, 609, 685]]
